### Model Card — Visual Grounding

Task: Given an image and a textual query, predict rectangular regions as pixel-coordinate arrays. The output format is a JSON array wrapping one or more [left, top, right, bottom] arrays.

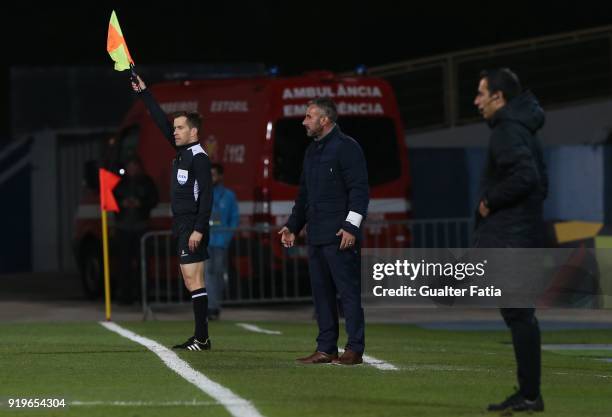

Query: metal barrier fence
[[140, 218, 473, 315]]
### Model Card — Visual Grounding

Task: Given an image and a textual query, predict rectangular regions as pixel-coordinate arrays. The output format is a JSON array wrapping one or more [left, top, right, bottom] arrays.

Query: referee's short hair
[[172, 111, 203, 131], [308, 98, 338, 123]]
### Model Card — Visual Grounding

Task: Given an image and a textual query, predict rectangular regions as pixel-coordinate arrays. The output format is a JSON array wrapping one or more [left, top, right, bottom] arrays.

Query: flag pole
[[101, 208, 112, 321], [98, 168, 120, 321]]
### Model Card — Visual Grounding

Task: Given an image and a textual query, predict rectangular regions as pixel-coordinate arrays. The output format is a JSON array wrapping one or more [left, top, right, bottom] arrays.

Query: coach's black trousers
[[308, 243, 365, 354], [500, 308, 541, 399]]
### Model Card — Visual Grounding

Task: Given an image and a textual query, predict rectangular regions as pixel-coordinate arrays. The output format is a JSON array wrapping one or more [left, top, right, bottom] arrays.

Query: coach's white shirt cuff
[[345, 211, 363, 228]]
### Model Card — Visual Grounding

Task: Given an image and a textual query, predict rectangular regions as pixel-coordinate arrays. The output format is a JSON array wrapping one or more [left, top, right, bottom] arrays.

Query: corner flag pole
[[98, 168, 121, 321], [101, 209, 112, 321]]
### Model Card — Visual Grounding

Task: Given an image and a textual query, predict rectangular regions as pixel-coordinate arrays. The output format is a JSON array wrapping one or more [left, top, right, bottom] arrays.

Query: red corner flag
[[99, 168, 121, 212]]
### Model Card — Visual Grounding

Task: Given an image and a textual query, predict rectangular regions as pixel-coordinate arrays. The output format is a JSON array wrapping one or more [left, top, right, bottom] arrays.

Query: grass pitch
[[1, 320, 611, 416]]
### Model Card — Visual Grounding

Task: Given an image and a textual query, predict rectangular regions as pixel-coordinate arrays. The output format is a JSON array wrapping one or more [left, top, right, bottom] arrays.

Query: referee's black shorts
[[174, 216, 209, 264]]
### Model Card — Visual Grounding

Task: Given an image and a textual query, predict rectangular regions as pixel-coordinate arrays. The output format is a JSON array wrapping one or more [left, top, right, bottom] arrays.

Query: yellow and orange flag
[[107, 10, 134, 71]]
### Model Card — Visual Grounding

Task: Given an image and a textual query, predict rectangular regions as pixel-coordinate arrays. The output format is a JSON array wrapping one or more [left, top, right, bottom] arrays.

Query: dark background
[[1, 2, 612, 139]]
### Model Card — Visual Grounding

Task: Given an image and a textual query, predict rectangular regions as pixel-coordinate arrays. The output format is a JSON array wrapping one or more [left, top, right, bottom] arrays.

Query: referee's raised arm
[[131, 74, 176, 149]]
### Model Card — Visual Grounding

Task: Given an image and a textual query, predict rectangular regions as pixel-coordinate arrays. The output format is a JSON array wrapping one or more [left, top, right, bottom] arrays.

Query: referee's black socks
[[191, 288, 209, 341]]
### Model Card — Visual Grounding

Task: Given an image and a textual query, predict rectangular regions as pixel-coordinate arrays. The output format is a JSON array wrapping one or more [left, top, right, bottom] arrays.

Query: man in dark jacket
[[113, 156, 158, 304], [131, 75, 213, 351], [474, 68, 547, 413], [279, 98, 369, 365]]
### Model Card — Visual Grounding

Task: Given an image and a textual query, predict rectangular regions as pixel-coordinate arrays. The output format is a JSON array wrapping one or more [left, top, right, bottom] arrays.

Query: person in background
[[113, 157, 158, 305], [207, 163, 239, 320]]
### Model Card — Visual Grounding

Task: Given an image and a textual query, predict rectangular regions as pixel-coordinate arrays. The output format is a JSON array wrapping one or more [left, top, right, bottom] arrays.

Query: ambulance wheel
[[80, 244, 103, 299]]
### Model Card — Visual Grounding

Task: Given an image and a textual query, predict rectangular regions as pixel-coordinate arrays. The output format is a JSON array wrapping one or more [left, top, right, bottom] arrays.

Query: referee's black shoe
[[487, 390, 544, 412], [172, 336, 211, 351]]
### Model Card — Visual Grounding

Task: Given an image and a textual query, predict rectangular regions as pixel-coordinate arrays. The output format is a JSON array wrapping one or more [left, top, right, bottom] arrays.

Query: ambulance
[[74, 70, 411, 298]]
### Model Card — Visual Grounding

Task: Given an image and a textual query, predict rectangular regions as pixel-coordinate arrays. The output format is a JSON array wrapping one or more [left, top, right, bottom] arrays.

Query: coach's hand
[[278, 226, 296, 248], [479, 200, 490, 218], [188, 231, 203, 252], [337, 228, 356, 250]]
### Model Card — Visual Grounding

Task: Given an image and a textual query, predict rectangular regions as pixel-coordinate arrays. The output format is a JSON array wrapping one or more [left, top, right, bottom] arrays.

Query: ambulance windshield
[[273, 117, 402, 186]]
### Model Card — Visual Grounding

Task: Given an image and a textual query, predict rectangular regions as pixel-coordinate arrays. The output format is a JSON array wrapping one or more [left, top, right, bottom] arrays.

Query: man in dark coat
[[279, 98, 369, 365], [113, 156, 158, 304], [474, 68, 547, 413]]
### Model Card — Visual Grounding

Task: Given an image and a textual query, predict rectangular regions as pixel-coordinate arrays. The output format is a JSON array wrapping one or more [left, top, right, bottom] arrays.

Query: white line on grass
[[235, 322, 398, 371], [543, 344, 612, 350], [100, 322, 265, 417], [72, 400, 219, 407], [338, 347, 399, 371], [236, 323, 282, 335], [543, 344, 612, 367], [553, 371, 612, 379]]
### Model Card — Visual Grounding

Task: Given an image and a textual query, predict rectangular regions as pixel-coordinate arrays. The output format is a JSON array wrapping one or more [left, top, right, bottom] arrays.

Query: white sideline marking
[[100, 322, 264, 417], [338, 347, 399, 371], [235, 323, 398, 371], [543, 344, 612, 351], [72, 400, 219, 407], [543, 344, 612, 366], [236, 323, 282, 335], [553, 371, 612, 379]]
